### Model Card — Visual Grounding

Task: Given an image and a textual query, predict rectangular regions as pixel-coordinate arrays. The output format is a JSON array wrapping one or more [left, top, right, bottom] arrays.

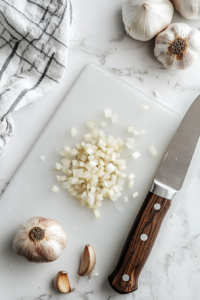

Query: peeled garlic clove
[[54, 271, 75, 294], [78, 245, 96, 277], [154, 23, 200, 70], [122, 0, 174, 41], [13, 217, 67, 263], [171, 0, 200, 20]]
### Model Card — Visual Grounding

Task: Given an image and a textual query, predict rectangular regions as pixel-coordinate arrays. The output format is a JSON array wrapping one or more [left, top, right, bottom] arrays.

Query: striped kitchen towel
[[0, 0, 72, 155]]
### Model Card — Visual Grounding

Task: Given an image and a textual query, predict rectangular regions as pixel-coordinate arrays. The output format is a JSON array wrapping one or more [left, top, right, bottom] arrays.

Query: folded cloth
[[0, 0, 72, 155]]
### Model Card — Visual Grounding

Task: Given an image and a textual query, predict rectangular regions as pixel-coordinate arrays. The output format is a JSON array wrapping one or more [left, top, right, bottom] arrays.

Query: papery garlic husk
[[171, 0, 200, 20], [122, 0, 174, 41], [154, 23, 200, 70], [13, 216, 67, 263], [54, 271, 75, 294], [77, 245, 96, 277]]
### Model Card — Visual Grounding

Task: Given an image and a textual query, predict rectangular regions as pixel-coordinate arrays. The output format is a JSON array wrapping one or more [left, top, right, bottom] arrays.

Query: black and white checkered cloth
[[0, 0, 72, 155]]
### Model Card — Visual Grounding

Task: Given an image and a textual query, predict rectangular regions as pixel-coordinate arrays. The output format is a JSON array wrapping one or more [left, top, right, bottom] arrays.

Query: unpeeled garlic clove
[[54, 271, 75, 294], [78, 245, 96, 277]]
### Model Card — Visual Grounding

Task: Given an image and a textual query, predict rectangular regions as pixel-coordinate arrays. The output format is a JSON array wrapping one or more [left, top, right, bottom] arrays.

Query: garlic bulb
[[171, 0, 200, 20], [122, 0, 174, 41], [154, 23, 200, 70], [77, 245, 96, 277], [54, 271, 75, 294], [13, 217, 67, 263]]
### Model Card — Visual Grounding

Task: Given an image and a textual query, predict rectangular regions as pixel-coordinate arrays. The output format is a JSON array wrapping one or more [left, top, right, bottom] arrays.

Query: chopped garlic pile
[[54, 128, 130, 218], [52, 107, 157, 218]]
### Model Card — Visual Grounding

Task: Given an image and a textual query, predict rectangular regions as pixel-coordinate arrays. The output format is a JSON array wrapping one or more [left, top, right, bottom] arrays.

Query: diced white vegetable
[[72, 160, 78, 166], [61, 165, 69, 174], [94, 209, 101, 218], [104, 108, 112, 118], [59, 149, 66, 157], [106, 163, 116, 174], [62, 181, 71, 189], [40, 156, 46, 161], [108, 189, 115, 198], [61, 176, 67, 182], [142, 105, 149, 110], [55, 163, 62, 170], [67, 169, 72, 176], [111, 113, 119, 124], [127, 126, 134, 133], [96, 194, 103, 201], [52, 185, 60, 193], [117, 178, 125, 186], [61, 158, 71, 165], [87, 192, 95, 206], [132, 151, 141, 160], [124, 196, 129, 203], [56, 176, 61, 182], [71, 191, 78, 197], [86, 120, 95, 129], [149, 145, 158, 157], [128, 180, 134, 188], [86, 147, 94, 155], [132, 191, 139, 198], [71, 148, 79, 156], [64, 146, 71, 153], [70, 177, 79, 185], [126, 142, 133, 149], [128, 173, 135, 180], [100, 121, 106, 128], [70, 127, 78, 137]]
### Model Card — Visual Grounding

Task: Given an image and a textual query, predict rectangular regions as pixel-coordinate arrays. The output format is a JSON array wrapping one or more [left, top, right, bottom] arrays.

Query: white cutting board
[[1, 63, 200, 300]]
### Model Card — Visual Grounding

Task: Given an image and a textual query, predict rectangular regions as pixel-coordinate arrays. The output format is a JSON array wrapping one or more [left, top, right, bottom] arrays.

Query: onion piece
[[111, 113, 119, 124], [128, 173, 135, 180], [70, 127, 78, 137], [149, 145, 158, 157], [132, 192, 139, 198], [86, 120, 95, 129], [124, 196, 129, 203], [52, 185, 60, 193], [128, 180, 134, 188], [59, 149, 66, 157], [104, 108, 112, 118], [127, 126, 134, 133], [142, 105, 149, 110], [132, 151, 140, 160]]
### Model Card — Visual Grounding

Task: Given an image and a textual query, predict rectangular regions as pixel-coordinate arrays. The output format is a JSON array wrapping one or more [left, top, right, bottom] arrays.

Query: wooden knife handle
[[108, 191, 171, 294]]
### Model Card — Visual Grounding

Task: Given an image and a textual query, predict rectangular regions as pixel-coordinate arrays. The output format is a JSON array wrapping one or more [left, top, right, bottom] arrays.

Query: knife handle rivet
[[140, 234, 148, 241], [154, 203, 161, 210], [122, 274, 130, 282]]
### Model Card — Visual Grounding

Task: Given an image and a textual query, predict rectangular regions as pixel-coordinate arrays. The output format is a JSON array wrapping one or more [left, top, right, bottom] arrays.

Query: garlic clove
[[78, 245, 96, 277], [13, 217, 67, 263], [54, 271, 75, 294]]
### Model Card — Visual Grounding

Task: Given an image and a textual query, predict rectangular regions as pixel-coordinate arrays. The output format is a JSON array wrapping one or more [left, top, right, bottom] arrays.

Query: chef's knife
[[108, 95, 200, 294]]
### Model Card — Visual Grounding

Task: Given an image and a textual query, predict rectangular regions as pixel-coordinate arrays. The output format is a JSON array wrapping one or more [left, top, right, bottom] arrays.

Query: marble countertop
[[1, 1, 200, 299]]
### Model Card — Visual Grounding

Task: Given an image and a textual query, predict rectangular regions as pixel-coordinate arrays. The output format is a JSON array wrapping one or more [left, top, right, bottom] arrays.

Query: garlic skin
[[78, 245, 96, 277], [171, 0, 200, 20], [154, 23, 200, 70], [122, 0, 174, 41], [54, 271, 75, 294], [13, 217, 67, 263]]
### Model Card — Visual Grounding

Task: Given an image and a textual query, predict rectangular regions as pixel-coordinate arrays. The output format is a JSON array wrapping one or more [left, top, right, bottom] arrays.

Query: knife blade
[[108, 95, 200, 294]]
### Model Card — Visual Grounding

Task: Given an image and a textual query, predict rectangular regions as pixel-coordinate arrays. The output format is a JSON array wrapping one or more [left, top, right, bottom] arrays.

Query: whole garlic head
[[122, 0, 174, 41], [13, 216, 67, 263], [171, 0, 200, 20], [154, 23, 200, 70]]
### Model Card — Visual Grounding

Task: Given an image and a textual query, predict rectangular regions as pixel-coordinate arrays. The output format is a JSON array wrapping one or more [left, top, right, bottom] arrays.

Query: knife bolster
[[150, 180, 177, 200]]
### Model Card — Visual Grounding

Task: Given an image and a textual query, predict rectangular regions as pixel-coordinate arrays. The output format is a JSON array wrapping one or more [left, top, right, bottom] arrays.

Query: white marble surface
[[1, 0, 200, 299]]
